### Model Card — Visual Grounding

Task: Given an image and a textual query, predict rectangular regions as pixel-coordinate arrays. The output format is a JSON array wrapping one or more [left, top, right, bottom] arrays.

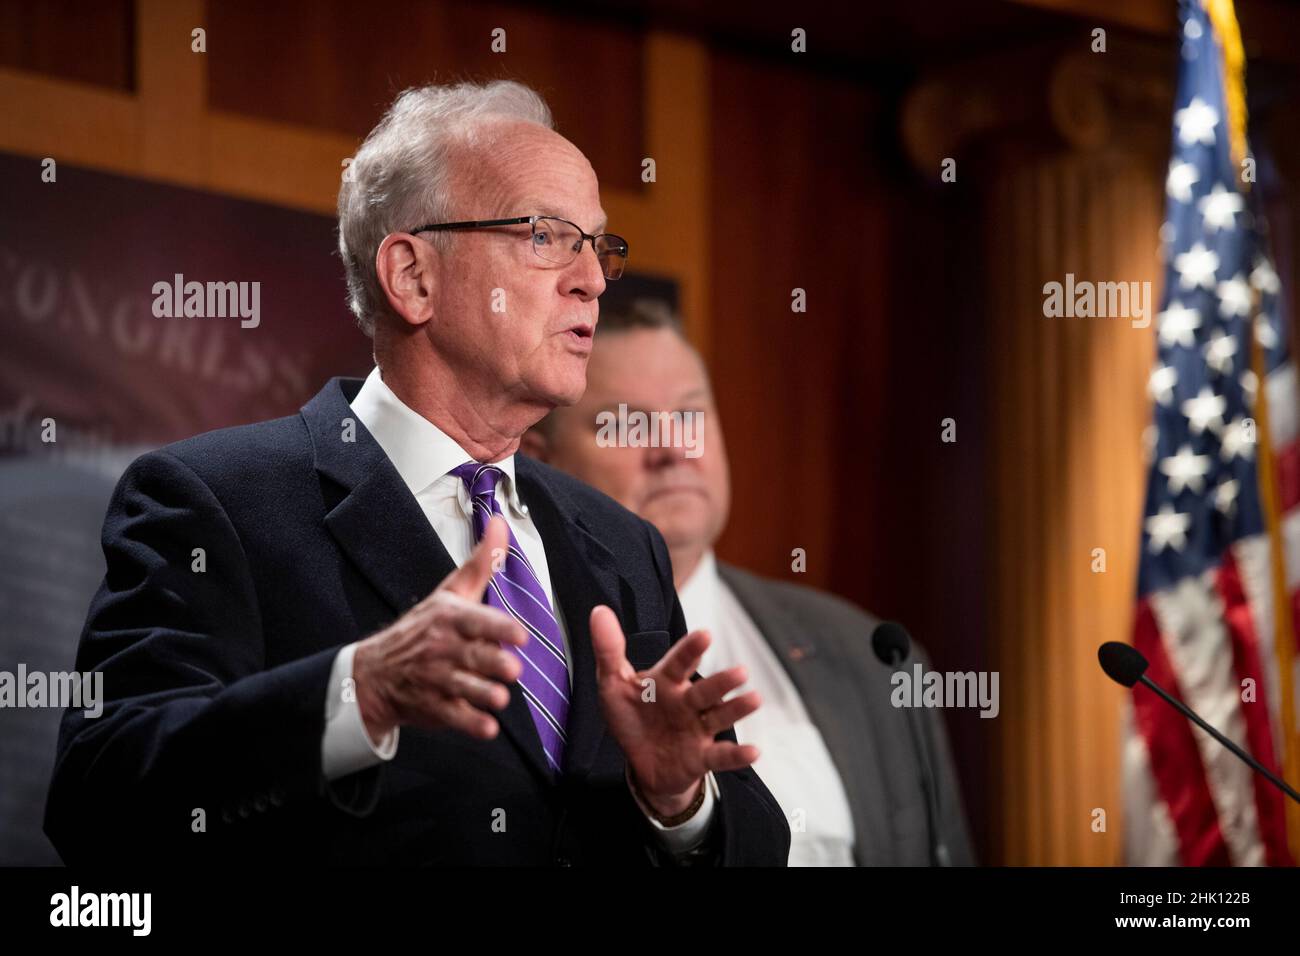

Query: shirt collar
[[677, 548, 720, 634], [348, 365, 528, 515]]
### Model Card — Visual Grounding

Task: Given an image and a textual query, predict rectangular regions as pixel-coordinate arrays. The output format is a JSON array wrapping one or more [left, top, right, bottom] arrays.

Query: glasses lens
[[595, 234, 628, 280], [532, 217, 583, 265]]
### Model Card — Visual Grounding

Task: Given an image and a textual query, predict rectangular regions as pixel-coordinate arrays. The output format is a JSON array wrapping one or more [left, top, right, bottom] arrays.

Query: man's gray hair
[[337, 80, 554, 337]]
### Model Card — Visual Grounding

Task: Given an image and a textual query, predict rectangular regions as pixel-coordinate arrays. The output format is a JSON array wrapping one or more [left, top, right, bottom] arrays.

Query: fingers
[[701, 740, 761, 774], [429, 695, 501, 740], [447, 669, 512, 713], [386, 659, 515, 737], [589, 605, 633, 680], [657, 629, 711, 683], [684, 666, 748, 712], [438, 514, 511, 600], [368, 518, 532, 741], [440, 597, 529, 648], [699, 690, 761, 736], [462, 640, 524, 684]]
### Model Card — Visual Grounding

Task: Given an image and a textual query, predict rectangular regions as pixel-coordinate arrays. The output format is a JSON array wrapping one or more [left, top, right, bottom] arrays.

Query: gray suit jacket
[[717, 562, 975, 866]]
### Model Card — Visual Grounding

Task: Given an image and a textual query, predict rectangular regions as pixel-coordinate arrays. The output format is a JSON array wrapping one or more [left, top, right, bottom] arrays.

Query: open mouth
[[563, 323, 594, 348]]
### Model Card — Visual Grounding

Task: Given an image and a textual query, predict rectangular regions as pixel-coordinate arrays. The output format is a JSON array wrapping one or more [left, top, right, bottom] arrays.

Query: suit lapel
[[716, 561, 894, 866], [304, 378, 456, 612], [301, 378, 549, 782], [516, 456, 628, 780]]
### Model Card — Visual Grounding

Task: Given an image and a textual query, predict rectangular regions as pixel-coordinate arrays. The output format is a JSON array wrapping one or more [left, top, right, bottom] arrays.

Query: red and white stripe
[[1125, 361, 1299, 866]]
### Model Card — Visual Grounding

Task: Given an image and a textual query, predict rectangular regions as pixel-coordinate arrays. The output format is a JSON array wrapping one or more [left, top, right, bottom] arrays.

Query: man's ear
[[375, 233, 435, 327], [520, 426, 550, 461]]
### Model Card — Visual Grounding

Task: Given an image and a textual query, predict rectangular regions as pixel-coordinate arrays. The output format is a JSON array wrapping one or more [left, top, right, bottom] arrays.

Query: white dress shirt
[[680, 549, 857, 866], [320, 366, 716, 854]]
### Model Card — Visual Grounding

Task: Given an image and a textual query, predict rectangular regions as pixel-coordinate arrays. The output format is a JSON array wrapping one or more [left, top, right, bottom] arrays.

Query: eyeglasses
[[409, 215, 628, 280]]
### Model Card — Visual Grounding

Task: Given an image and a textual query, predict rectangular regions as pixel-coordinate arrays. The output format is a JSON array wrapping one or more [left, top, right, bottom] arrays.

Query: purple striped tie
[[452, 462, 569, 773]]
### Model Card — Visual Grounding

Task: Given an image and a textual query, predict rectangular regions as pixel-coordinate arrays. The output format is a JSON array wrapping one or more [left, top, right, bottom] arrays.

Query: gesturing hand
[[589, 604, 762, 818], [353, 515, 528, 742]]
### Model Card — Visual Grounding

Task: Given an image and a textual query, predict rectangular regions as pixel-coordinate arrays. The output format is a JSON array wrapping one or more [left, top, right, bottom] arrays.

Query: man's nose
[[645, 436, 696, 469], [564, 243, 607, 301]]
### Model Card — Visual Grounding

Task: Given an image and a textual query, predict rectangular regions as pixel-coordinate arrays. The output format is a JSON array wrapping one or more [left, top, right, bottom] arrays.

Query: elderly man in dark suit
[[523, 300, 975, 865], [44, 81, 789, 866]]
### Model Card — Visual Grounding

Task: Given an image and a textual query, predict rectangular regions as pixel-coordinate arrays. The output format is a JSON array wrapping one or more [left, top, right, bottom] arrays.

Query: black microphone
[[1098, 641, 1300, 805], [872, 621, 952, 866], [871, 621, 910, 667]]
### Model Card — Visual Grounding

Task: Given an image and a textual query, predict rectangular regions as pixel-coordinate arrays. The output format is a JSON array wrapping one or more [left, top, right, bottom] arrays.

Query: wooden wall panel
[[706, 52, 881, 596], [0, 0, 134, 91], [708, 48, 995, 861], [206, 0, 645, 193]]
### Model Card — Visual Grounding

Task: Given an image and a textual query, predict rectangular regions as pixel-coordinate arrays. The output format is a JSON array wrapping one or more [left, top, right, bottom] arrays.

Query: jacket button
[[253, 796, 268, 813], [238, 800, 251, 818]]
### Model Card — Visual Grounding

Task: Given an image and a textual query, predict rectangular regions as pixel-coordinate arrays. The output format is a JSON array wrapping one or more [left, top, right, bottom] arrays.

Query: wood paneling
[[706, 51, 881, 596], [206, 0, 645, 192], [0, 0, 134, 91], [708, 50, 994, 860]]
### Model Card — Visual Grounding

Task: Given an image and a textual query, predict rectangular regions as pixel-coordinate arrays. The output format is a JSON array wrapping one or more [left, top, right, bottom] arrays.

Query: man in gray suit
[[523, 299, 975, 865]]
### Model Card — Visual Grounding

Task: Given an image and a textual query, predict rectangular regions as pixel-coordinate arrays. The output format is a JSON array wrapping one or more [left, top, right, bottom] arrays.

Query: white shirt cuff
[[321, 642, 399, 780], [627, 767, 720, 854]]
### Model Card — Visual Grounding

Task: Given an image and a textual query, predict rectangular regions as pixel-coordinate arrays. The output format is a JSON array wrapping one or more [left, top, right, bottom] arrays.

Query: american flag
[[1126, 0, 1298, 866]]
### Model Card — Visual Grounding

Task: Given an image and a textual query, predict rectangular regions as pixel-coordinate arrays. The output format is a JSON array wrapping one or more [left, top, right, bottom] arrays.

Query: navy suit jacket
[[45, 377, 790, 866]]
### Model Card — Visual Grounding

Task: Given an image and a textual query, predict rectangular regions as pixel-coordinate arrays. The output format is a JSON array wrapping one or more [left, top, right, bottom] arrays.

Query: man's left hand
[[589, 604, 761, 818]]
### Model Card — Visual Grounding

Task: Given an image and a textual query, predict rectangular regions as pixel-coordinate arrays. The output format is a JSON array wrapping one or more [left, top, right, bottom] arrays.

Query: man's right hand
[[352, 514, 528, 742]]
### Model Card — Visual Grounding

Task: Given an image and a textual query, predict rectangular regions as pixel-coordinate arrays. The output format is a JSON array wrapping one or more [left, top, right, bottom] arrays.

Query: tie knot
[[451, 461, 503, 501]]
